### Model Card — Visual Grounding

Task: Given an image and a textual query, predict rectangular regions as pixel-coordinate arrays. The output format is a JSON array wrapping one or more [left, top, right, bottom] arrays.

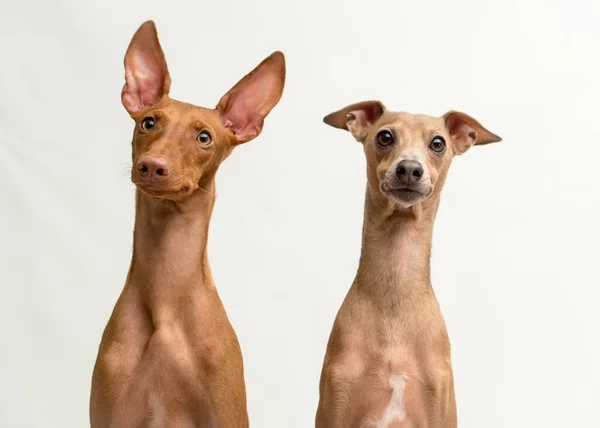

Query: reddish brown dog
[[316, 101, 500, 427], [90, 21, 285, 428]]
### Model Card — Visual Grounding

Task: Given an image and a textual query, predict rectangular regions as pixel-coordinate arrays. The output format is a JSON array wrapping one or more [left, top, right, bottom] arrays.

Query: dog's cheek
[[429, 173, 438, 190], [131, 138, 143, 161], [429, 167, 444, 192], [376, 160, 392, 183]]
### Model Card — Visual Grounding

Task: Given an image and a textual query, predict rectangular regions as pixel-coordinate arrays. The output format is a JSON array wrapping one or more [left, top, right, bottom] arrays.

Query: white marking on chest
[[148, 391, 166, 428], [375, 374, 408, 427]]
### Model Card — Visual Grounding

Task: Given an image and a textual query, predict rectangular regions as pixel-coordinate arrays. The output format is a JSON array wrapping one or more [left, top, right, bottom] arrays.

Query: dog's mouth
[[390, 187, 420, 195], [135, 182, 196, 201], [382, 184, 427, 196], [381, 184, 431, 207]]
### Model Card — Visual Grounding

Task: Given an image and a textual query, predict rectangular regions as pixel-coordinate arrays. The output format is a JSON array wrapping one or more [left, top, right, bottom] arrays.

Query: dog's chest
[[98, 327, 217, 427], [324, 302, 453, 426], [360, 374, 410, 428]]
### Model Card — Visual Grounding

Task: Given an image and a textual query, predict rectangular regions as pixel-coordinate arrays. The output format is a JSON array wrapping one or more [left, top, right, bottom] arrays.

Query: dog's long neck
[[355, 188, 440, 306], [129, 178, 217, 324]]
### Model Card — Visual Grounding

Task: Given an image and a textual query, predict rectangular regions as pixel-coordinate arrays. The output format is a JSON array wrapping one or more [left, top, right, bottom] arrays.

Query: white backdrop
[[1, 0, 599, 427]]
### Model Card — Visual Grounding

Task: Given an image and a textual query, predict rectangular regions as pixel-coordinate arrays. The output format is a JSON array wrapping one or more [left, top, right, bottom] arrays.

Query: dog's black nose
[[396, 160, 424, 184]]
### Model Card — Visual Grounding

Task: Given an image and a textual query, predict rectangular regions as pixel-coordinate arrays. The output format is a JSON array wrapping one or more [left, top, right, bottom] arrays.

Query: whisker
[[117, 160, 132, 181]]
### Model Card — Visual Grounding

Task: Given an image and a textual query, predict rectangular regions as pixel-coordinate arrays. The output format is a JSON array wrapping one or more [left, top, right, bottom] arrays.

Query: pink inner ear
[[219, 90, 266, 142], [121, 21, 171, 114], [132, 53, 164, 106], [453, 121, 477, 142], [447, 120, 477, 154], [219, 80, 278, 143], [444, 110, 501, 148], [347, 110, 367, 126], [122, 50, 169, 113], [218, 52, 285, 144], [344, 103, 384, 141], [346, 110, 369, 138], [361, 103, 384, 124]]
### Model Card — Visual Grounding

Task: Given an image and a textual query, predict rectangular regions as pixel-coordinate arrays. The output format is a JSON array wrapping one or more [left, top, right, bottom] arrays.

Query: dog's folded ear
[[217, 51, 286, 144], [443, 111, 502, 155], [323, 101, 386, 142], [122, 21, 171, 115]]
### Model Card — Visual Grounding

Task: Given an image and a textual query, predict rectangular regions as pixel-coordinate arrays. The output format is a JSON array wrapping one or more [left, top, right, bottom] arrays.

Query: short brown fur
[[90, 21, 285, 428], [316, 101, 500, 427]]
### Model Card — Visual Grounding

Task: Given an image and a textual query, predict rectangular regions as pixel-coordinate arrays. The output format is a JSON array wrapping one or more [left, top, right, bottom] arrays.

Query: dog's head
[[122, 21, 285, 201], [324, 101, 501, 209]]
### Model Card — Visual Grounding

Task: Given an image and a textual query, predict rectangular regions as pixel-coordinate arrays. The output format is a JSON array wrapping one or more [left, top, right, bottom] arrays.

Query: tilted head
[[122, 21, 285, 201], [324, 101, 501, 209]]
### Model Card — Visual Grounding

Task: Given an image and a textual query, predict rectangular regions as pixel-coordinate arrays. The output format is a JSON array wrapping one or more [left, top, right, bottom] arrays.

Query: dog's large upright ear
[[122, 21, 171, 115], [323, 101, 386, 142], [444, 111, 502, 155], [217, 51, 286, 144]]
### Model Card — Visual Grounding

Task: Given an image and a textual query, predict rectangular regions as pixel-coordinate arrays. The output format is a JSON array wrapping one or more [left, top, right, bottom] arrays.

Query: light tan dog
[[315, 101, 501, 427], [90, 21, 285, 428]]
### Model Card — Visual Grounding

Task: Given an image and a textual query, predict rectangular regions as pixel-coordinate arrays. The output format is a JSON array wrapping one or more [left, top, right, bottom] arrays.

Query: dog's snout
[[396, 160, 424, 184], [136, 155, 172, 181]]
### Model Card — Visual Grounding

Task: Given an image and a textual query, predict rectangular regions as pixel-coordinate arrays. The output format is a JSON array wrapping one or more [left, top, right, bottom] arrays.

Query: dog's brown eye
[[197, 131, 212, 145], [429, 136, 446, 153], [141, 117, 155, 131], [376, 130, 394, 147]]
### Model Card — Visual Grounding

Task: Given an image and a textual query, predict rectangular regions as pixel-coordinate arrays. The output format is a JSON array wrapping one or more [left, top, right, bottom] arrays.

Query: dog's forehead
[[379, 111, 446, 134], [152, 99, 223, 132], [163, 99, 217, 121]]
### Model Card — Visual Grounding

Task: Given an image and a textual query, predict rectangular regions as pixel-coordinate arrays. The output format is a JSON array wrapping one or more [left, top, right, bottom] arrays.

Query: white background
[[1, 0, 599, 427]]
